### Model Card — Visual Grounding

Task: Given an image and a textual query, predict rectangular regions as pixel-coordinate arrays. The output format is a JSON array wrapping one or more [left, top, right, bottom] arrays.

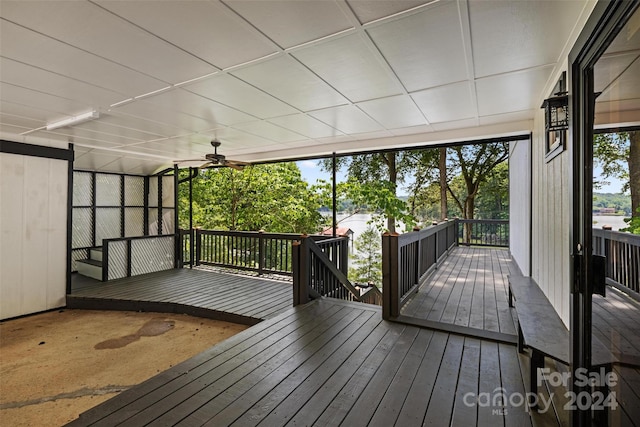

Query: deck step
[[89, 247, 103, 262], [77, 259, 102, 281]]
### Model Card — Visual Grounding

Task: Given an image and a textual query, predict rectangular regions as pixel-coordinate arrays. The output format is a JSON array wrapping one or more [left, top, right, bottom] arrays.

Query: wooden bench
[[508, 275, 613, 410]]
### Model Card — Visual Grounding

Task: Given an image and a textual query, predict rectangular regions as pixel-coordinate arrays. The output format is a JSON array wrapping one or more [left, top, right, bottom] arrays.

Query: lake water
[[592, 215, 629, 231], [325, 213, 630, 242]]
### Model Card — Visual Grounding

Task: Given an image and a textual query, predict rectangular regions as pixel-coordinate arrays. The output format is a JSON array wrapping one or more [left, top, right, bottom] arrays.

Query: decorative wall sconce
[[542, 92, 569, 132], [542, 72, 567, 161]]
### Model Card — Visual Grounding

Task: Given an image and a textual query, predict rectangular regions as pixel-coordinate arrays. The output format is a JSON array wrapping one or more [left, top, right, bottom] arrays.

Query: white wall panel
[[0, 153, 25, 319], [0, 149, 68, 320], [530, 109, 571, 327], [509, 139, 531, 276]]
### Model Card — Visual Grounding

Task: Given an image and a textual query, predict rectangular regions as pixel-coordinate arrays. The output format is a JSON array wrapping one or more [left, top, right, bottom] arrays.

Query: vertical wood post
[[340, 237, 349, 275], [292, 236, 310, 306], [195, 228, 201, 266], [258, 230, 265, 276], [382, 232, 399, 320], [102, 241, 109, 282]]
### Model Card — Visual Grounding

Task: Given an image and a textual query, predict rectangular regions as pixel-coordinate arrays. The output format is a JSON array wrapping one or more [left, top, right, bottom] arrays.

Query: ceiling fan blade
[[226, 163, 245, 171]]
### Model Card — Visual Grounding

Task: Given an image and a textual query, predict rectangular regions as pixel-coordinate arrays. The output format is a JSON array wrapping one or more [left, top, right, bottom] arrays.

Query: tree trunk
[[463, 196, 475, 244], [387, 152, 397, 233], [439, 147, 447, 220], [629, 131, 640, 217]]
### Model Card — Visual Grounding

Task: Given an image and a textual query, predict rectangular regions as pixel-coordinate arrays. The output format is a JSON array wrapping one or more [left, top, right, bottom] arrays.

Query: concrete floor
[[0, 309, 247, 426]]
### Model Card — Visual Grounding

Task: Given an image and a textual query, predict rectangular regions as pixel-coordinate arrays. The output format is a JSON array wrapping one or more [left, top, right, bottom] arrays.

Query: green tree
[[475, 162, 509, 219], [321, 152, 425, 232], [593, 131, 639, 225], [349, 226, 382, 287], [447, 142, 509, 221], [178, 163, 323, 233]]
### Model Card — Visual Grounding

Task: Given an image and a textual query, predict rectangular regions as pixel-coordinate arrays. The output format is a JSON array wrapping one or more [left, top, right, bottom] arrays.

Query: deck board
[[401, 246, 517, 337], [68, 268, 293, 324], [67, 298, 533, 427]]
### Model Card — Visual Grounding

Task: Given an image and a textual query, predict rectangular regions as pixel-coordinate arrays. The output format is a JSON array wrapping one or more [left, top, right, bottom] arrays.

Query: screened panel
[[73, 171, 93, 206], [96, 208, 122, 244], [125, 208, 145, 237], [96, 174, 121, 206], [72, 208, 93, 248], [162, 176, 175, 208], [162, 209, 175, 234], [148, 176, 159, 207], [131, 236, 175, 276], [148, 208, 159, 235], [107, 240, 128, 281], [124, 176, 145, 206]]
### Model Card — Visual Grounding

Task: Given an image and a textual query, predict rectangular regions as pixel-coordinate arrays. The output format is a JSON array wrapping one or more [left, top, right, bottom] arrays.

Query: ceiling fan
[[174, 139, 249, 171]]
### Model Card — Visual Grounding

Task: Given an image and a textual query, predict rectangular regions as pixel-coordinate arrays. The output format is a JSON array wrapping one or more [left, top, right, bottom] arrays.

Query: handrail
[[103, 234, 177, 281], [292, 235, 382, 306], [593, 228, 640, 295], [382, 220, 457, 319]]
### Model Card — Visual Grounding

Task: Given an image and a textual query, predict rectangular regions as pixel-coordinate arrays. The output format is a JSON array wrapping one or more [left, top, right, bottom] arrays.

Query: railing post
[[189, 228, 194, 268], [382, 232, 399, 320], [127, 239, 132, 277], [102, 240, 109, 282], [292, 236, 310, 306], [340, 237, 349, 275], [258, 230, 265, 276], [195, 228, 201, 266]]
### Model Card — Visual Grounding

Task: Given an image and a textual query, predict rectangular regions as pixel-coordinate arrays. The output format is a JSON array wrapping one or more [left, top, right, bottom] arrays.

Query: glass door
[[570, 2, 640, 426]]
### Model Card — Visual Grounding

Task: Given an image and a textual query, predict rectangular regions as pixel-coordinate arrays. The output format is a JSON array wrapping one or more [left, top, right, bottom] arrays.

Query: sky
[[593, 165, 626, 194]]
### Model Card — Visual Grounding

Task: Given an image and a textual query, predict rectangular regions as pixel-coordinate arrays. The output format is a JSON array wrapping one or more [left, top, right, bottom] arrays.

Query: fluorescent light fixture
[[46, 110, 99, 130]]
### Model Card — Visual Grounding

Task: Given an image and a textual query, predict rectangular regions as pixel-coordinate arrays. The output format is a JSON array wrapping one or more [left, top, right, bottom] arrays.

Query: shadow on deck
[[68, 268, 293, 325]]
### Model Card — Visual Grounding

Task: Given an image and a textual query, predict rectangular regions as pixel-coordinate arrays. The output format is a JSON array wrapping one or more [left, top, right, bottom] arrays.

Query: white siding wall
[[509, 139, 531, 276], [0, 150, 68, 320], [531, 109, 571, 327]]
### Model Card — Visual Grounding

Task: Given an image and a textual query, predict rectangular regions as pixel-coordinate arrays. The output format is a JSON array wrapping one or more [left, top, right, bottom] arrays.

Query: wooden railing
[[382, 220, 457, 319], [456, 219, 509, 247], [194, 229, 301, 276], [292, 235, 383, 306], [179, 229, 192, 267], [593, 228, 640, 295]]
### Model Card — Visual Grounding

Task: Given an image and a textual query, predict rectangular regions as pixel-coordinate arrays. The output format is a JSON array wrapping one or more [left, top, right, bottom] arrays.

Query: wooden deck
[[400, 246, 518, 339], [593, 286, 640, 364], [66, 298, 533, 427], [68, 269, 293, 325]]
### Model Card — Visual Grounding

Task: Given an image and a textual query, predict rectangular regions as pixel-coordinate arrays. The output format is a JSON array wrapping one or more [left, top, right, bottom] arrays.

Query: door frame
[[568, 1, 638, 425]]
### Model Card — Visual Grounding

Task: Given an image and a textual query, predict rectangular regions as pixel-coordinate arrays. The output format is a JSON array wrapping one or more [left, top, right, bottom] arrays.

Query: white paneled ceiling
[[0, 0, 618, 174]]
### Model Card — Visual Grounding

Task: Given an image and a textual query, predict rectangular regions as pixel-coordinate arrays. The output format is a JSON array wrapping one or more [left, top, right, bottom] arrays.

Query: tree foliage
[[321, 152, 424, 232], [593, 131, 638, 222], [447, 142, 509, 220], [178, 163, 323, 233], [349, 226, 382, 287]]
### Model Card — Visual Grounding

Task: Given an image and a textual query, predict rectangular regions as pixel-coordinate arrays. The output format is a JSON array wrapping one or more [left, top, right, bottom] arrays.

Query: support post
[[382, 232, 399, 320], [292, 237, 310, 306], [332, 152, 337, 238]]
